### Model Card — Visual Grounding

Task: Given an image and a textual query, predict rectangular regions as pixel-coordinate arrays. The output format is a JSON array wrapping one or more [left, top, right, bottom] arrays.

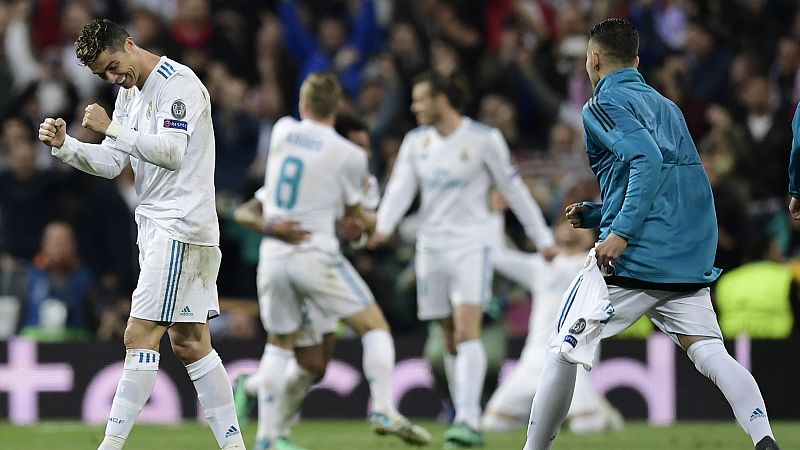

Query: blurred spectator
[[20, 221, 93, 341], [278, 0, 380, 97], [0, 133, 66, 259], [212, 73, 259, 196]]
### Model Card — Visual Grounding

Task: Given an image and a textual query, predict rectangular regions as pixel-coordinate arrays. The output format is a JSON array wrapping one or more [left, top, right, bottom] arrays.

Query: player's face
[[411, 81, 440, 126], [89, 41, 137, 89]]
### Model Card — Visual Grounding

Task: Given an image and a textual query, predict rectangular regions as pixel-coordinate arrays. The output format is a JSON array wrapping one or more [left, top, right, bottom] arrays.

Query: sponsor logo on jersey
[[163, 119, 188, 130], [569, 318, 587, 334], [171, 100, 186, 119]]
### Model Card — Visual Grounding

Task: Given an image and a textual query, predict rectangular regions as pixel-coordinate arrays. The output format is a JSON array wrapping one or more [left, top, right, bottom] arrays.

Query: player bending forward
[[38, 19, 245, 450], [231, 74, 430, 450]]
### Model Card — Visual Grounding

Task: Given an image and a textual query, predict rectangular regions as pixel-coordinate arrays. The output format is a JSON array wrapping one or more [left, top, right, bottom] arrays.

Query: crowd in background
[[0, 0, 799, 342]]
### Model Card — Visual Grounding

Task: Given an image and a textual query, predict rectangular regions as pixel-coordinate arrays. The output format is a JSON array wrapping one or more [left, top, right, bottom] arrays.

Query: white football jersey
[[256, 117, 368, 257], [376, 118, 554, 251], [52, 56, 219, 245]]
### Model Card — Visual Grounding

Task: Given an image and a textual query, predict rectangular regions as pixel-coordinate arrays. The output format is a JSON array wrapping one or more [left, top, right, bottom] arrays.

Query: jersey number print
[[275, 156, 304, 209]]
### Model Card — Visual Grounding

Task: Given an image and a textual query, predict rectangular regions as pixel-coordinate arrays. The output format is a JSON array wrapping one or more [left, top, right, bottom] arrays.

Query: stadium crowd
[[0, 0, 798, 342]]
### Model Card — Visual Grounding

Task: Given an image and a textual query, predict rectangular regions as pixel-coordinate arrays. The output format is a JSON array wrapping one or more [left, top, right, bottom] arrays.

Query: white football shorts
[[258, 249, 373, 336], [415, 244, 492, 320], [131, 216, 221, 323], [601, 285, 723, 343]]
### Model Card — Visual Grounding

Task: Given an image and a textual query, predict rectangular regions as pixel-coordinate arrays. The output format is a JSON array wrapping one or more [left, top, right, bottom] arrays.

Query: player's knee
[[122, 320, 161, 351], [170, 338, 207, 364], [299, 359, 327, 381]]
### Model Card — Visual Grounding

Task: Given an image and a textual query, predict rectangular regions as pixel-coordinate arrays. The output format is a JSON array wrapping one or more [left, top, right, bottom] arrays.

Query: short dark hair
[[75, 19, 130, 66], [412, 70, 471, 113], [335, 113, 368, 137], [589, 18, 638, 63]]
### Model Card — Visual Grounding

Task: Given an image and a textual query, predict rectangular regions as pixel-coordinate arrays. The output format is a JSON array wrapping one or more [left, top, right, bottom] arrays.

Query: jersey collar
[[594, 67, 644, 96]]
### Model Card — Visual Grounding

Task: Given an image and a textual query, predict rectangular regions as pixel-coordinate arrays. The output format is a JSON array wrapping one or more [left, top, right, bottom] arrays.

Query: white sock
[[523, 353, 577, 450], [255, 344, 294, 441], [245, 343, 270, 395], [98, 434, 127, 450], [687, 339, 774, 445], [453, 339, 486, 429], [187, 350, 245, 449], [362, 329, 397, 416], [443, 352, 457, 405], [100, 349, 159, 448], [277, 358, 317, 437]]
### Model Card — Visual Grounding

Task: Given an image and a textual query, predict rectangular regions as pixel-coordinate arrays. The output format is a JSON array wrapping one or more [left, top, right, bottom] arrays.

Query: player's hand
[[82, 103, 112, 134], [565, 203, 588, 228], [540, 245, 558, 262], [595, 233, 627, 274], [38, 117, 66, 148], [366, 231, 389, 249], [269, 220, 310, 244], [338, 216, 365, 242], [789, 197, 800, 220]]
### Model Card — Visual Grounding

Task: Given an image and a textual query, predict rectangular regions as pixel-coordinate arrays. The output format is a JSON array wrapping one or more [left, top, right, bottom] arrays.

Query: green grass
[[2, 420, 799, 450]]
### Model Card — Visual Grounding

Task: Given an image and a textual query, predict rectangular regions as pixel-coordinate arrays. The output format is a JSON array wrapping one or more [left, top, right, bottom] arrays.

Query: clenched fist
[[82, 103, 112, 134], [39, 118, 66, 148]]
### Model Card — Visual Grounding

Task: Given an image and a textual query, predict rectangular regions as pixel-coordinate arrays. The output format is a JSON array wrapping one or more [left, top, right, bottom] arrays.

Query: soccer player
[[231, 74, 429, 450], [482, 208, 623, 434], [37, 19, 245, 450], [523, 19, 780, 450], [370, 71, 558, 448]]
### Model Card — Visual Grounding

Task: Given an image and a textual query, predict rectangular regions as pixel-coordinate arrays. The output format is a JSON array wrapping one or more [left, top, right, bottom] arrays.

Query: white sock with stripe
[[687, 339, 774, 445], [99, 349, 159, 450], [186, 350, 245, 449], [276, 358, 318, 436], [453, 339, 487, 429], [256, 344, 294, 442], [361, 329, 396, 416]]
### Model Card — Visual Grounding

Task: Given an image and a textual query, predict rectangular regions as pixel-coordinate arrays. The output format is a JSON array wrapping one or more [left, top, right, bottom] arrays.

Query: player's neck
[[305, 115, 335, 127], [434, 112, 463, 138], [135, 50, 163, 89]]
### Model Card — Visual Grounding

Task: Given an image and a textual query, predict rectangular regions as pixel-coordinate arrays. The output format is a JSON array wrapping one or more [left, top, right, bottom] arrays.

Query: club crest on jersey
[[171, 100, 186, 119], [146, 101, 152, 120], [163, 119, 188, 130], [460, 148, 470, 161], [421, 136, 430, 148]]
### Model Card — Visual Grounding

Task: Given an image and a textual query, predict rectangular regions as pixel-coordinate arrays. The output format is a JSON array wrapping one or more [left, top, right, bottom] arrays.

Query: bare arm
[[233, 197, 310, 244]]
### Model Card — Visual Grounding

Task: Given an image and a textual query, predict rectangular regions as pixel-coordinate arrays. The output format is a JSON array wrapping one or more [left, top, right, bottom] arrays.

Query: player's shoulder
[[156, 58, 205, 94], [274, 115, 299, 131], [403, 125, 433, 141], [465, 118, 495, 136]]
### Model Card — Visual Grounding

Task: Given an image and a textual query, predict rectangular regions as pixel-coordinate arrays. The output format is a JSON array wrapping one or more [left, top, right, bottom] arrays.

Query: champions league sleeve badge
[[171, 100, 186, 119]]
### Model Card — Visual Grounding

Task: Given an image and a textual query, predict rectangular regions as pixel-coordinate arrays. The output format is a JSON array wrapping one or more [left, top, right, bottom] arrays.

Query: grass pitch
[[2, 420, 799, 449]]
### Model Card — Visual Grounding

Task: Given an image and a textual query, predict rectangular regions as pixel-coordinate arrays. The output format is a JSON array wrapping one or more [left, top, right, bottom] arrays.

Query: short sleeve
[[156, 75, 207, 136], [254, 186, 269, 204]]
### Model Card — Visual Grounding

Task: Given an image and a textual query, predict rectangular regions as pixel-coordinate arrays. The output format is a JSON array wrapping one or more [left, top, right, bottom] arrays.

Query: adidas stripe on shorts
[[131, 216, 221, 323]]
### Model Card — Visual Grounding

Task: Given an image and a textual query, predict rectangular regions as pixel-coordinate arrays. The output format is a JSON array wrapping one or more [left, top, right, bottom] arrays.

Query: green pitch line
[[1, 420, 799, 449]]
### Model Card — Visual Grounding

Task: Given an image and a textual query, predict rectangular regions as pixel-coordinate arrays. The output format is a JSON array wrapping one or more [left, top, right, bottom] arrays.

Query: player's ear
[[633, 55, 640, 68], [124, 37, 135, 53], [592, 51, 600, 72]]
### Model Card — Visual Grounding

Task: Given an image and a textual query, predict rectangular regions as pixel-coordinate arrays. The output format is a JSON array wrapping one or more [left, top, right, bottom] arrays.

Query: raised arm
[[86, 76, 207, 171]]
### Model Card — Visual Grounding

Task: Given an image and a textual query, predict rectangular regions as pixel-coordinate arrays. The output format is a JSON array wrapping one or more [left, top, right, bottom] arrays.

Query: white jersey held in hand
[[53, 56, 219, 245], [256, 116, 368, 257], [376, 118, 554, 251]]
